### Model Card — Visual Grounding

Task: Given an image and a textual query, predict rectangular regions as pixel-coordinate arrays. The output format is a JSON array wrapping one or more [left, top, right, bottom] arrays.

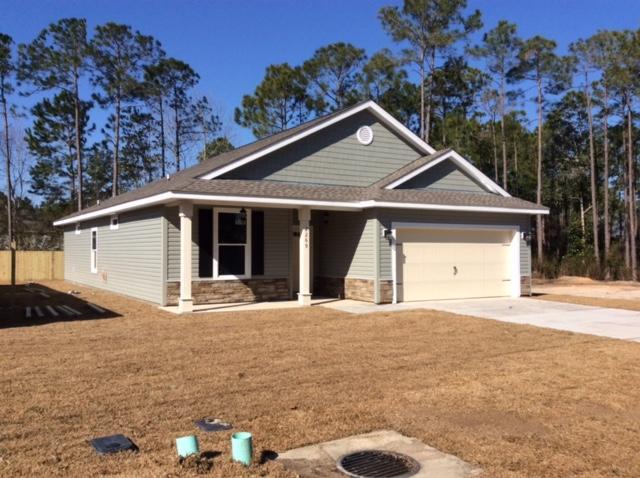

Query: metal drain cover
[[337, 449, 420, 478]]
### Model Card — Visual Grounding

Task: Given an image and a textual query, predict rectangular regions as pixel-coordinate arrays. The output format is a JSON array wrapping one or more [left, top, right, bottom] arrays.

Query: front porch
[[168, 201, 377, 313]]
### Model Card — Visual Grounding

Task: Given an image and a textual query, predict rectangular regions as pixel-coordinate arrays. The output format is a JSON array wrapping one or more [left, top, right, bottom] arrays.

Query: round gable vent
[[356, 125, 374, 145]]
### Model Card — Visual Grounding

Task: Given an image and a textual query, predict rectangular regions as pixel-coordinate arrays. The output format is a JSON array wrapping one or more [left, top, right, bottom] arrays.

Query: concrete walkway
[[322, 297, 640, 342]]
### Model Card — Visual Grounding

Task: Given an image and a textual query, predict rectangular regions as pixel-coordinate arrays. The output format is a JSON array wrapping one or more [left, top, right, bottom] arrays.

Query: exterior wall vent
[[356, 125, 374, 145]]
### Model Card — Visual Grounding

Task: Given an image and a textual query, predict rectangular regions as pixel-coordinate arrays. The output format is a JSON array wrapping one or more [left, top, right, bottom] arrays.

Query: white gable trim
[[384, 149, 510, 197], [198, 101, 436, 180]]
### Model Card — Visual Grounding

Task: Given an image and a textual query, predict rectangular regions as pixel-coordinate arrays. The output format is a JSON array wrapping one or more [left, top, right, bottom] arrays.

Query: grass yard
[[1, 281, 640, 477]]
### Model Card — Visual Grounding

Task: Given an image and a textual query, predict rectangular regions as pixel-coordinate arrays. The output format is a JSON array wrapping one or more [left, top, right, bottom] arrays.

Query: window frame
[[90, 227, 98, 273], [110, 214, 119, 230], [213, 207, 252, 279]]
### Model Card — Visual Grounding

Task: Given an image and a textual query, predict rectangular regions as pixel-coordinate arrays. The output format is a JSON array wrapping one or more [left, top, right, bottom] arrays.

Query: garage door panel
[[397, 228, 514, 301]]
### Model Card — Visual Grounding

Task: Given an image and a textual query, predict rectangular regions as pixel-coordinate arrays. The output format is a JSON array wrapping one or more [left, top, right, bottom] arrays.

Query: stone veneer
[[315, 277, 377, 303], [520, 275, 532, 296], [166, 278, 289, 305], [379, 280, 393, 303]]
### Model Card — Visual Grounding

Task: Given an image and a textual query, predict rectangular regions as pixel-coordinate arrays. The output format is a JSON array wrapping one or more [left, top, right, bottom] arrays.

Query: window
[[110, 215, 119, 230], [90, 227, 98, 273], [75, 224, 81, 235], [214, 208, 251, 278]]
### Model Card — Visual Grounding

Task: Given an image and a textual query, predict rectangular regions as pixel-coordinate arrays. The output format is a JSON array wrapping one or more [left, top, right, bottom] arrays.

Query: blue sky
[[1, 0, 639, 147]]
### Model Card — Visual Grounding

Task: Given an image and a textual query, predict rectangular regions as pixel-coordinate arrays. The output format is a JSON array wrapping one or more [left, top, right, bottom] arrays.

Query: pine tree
[[18, 18, 90, 210], [90, 22, 162, 196], [379, 0, 482, 142], [302, 43, 366, 112], [470, 20, 521, 190], [235, 63, 312, 138], [27, 91, 93, 211], [0, 33, 15, 262], [510, 36, 571, 263]]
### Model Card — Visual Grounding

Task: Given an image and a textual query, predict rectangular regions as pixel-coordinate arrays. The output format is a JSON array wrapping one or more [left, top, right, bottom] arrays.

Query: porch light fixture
[[236, 208, 247, 226], [383, 228, 393, 245], [521, 231, 532, 244]]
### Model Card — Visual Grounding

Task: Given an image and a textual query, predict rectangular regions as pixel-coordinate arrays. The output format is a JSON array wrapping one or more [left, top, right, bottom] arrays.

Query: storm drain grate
[[337, 450, 420, 478]]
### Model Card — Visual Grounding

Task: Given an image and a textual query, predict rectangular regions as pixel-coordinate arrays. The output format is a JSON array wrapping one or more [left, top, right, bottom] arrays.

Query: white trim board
[[54, 191, 548, 226], [198, 101, 436, 180], [384, 149, 510, 197]]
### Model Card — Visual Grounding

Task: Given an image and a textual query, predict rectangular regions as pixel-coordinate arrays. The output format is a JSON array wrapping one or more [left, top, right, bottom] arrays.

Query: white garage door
[[396, 228, 514, 301]]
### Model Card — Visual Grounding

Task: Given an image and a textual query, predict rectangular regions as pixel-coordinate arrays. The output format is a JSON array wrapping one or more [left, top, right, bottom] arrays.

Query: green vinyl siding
[[166, 206, 290, 281], [375, 209, 532, 280], [316, 211, 376, 279], [398, 159, 489, 193], [222, 111, 421, 187], [63, 207, 164, 304]]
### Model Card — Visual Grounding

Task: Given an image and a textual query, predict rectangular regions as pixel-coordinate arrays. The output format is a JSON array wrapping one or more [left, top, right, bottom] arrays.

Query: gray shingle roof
[[58, 102, 367, 222], [56, 101, 547, 224], [171, 178, 544, 211]]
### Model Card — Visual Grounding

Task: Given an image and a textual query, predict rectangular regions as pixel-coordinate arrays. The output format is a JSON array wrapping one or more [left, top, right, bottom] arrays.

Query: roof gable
[[396, 158, 490, 194], [199, 100, 434, 180], [221, 110, 422, 187], [383, 150, 509, 197]]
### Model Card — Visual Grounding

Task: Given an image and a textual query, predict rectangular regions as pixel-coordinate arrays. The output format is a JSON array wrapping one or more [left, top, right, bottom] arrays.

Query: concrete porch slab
[[278, 430, 482, 477], [160, 297, 340, 314]]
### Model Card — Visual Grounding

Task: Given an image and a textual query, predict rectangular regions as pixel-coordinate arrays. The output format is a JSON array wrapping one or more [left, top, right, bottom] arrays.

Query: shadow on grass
[[0, 283, 121, 329]]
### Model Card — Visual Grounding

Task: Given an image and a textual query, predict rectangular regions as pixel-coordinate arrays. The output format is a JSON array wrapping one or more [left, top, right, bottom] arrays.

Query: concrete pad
[[278, 430, 482, 477], [159, 297, 340, 314], [321, 298, 640, 343]]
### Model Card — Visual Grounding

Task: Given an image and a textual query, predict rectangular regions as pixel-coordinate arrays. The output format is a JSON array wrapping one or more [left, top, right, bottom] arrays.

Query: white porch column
[[298, 206, 312, 306], [178, 201, 194, 313]]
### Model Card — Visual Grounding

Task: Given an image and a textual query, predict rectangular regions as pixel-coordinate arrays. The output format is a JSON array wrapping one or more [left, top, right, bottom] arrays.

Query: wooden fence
[[0, 251, 64, 283]]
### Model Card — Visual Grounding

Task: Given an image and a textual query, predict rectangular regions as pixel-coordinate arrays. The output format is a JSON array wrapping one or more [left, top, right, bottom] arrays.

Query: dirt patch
[[534, 293, 640, 312], [1, 280, 640, 477]]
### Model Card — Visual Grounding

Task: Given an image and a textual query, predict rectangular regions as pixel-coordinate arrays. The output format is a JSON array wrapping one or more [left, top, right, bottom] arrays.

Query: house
[[54, 101, 548, 312]]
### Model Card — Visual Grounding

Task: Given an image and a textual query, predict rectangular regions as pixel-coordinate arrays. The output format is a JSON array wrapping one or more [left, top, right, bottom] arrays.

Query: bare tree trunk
[[627, 101, 637, 280], [174, 103, 180, 171], [424, 49, 436, 143], [73, 73, 83, 211], [603, 85, 610, 278], [623, 127, 630, 270], [500, 76, 508, 191], [579, 197, 586, 246], [419, 55, 425, 141], [159, 95, 166, 177], [584, 71, 599, 264], [1, 76, 14, 284], [536, 77, 544, 263], [112, 94, 121, 197], [490, 117, 498, 182]]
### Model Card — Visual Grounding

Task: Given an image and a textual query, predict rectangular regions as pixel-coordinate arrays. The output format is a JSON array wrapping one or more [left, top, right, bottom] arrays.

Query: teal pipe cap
[[231, 431, 253, 466], [176, 435, 199, 458]]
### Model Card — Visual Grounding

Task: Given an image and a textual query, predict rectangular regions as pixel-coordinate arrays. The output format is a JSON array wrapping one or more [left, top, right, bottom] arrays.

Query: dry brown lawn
[[2, 281, 640, 477]]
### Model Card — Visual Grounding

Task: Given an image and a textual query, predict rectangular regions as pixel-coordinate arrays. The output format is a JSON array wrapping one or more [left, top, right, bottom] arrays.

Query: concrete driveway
[[322, 297, 640, 342]]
